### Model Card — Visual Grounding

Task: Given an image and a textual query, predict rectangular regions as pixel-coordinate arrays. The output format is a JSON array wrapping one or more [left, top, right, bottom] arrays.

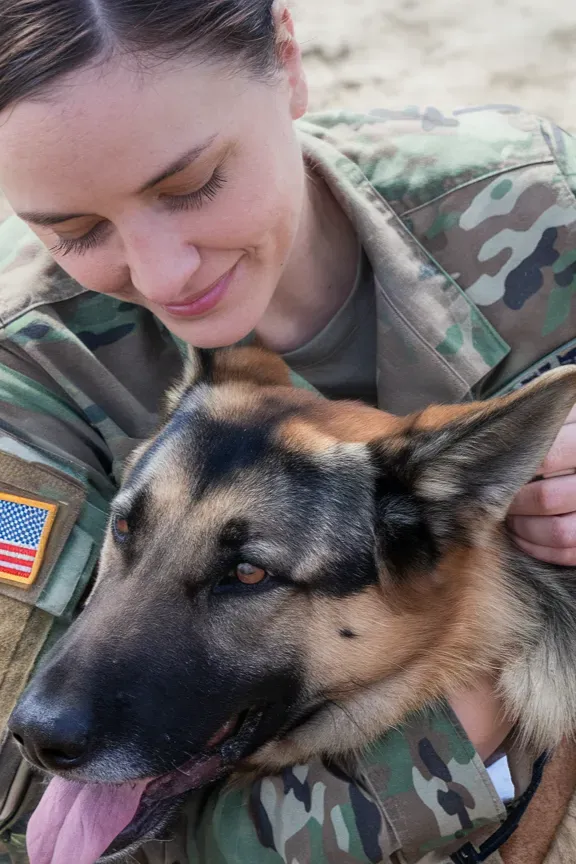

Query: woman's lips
[[161, 263, 237, 318]]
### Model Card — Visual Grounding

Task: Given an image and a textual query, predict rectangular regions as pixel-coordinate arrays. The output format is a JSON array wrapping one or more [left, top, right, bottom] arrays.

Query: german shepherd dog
[[10, 346, 576, 862]]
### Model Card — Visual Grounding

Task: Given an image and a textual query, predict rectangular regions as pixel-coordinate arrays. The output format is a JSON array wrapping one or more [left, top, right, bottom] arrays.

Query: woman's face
[[0, 50, 308, 347]]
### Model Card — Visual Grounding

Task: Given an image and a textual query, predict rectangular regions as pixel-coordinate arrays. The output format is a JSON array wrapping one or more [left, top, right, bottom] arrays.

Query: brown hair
[[0, 0, 278, 113]]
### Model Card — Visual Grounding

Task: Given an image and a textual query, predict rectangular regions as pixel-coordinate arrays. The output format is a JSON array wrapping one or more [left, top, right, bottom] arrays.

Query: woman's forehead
[[0, 57, 270, 208]]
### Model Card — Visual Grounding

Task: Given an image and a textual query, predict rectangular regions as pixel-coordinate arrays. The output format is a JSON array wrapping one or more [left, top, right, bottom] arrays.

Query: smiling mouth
[[160, 261, 239, 318], [104, 707, 264, 857]]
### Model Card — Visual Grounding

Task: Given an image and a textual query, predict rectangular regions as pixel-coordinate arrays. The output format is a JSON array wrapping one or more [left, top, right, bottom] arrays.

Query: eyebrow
[[17, 135, 218, 226], [138, 135, 217, 192]]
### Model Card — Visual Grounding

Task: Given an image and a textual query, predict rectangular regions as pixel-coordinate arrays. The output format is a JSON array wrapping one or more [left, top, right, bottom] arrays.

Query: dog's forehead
[[120, 386, 341, 505], [117, 385, 371, 530]]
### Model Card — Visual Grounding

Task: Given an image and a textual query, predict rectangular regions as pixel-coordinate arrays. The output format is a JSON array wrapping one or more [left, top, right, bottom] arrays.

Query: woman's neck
[[255, 167, 359, 354]]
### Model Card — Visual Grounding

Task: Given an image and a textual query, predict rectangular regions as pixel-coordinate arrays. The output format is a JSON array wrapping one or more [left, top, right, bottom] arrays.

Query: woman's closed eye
[[161, 166, 227, 213], [50, 220, 113, 257], [49, 167, 228, 257]]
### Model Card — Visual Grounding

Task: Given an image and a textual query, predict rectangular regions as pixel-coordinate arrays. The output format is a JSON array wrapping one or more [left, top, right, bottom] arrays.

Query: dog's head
[[10, 347, 576, 858]]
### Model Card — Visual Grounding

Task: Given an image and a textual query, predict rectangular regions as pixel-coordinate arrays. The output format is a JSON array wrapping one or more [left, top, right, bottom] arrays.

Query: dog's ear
[[369, 368, 576, 581], [163, 345, 293, 418], [162, 348, 214, 419]]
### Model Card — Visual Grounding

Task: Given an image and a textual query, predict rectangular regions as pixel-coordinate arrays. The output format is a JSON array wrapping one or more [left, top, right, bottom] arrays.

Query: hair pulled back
[[0, 0, 278, 113]]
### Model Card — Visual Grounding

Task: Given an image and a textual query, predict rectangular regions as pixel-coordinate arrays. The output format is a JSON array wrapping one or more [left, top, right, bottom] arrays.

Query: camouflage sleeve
[[168, 705, 506, 864], [0, 341, 116, 503], [178, 762, 401, 864], [0, 342, 115, 863]]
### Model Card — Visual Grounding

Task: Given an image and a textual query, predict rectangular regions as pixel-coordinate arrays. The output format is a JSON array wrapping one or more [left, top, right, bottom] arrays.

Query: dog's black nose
[[10, 697, 93, 772]]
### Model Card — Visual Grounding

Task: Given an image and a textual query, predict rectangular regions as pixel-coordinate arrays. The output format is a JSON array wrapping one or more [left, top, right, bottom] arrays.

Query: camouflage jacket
[[1, 104, 576, 864]]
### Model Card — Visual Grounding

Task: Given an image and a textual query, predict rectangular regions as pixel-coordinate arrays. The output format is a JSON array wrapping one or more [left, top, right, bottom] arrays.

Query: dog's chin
[[98, 708, 266, 860]]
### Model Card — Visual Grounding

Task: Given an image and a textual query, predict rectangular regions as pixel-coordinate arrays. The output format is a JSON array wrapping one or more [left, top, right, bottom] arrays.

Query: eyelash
[[50, 222, 110, 258], [50, 167, 227, 257], [163, 167, 226, 213]]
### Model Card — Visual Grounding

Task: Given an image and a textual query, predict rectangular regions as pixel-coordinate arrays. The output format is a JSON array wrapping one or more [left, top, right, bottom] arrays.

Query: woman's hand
[[507, 403, 576, 565]]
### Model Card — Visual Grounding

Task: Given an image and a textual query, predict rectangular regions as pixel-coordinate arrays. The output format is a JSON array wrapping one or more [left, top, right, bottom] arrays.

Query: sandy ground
[[294, 0, 576, 132]]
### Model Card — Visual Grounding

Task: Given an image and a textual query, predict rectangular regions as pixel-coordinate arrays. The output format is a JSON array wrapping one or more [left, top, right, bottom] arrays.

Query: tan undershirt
[[281, 247, 377, 405]]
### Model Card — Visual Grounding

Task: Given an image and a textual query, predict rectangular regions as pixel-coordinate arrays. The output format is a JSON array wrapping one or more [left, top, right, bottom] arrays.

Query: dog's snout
[[10, 697, 93, 773]]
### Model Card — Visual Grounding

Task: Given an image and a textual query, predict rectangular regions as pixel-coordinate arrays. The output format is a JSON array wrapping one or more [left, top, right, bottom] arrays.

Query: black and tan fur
[[10, 346, 576, 857]]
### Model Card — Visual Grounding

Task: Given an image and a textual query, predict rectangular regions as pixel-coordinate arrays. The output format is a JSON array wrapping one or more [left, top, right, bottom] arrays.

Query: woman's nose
[[125, 229, 202, 305]]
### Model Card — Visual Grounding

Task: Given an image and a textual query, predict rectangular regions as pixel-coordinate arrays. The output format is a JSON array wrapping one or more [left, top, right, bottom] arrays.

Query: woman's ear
[[272, 1, 309, 119]]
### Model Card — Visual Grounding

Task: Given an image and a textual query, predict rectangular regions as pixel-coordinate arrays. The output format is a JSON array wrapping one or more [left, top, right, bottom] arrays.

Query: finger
[[539, 425, 576, 475], [509, 532, 576, 566], [507, 512, 576, 548], [508, 474, 576, 516]]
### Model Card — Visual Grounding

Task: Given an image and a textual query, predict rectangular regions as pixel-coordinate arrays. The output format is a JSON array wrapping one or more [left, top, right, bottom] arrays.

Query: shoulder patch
[[0, 492, 58, 588]]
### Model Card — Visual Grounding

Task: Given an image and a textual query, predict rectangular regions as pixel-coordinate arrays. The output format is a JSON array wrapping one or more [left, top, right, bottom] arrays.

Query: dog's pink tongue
[[27, 776, 148, 864]]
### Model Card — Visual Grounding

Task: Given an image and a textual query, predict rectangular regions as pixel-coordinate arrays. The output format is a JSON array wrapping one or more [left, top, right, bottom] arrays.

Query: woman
[[0, 0, 575, 862]]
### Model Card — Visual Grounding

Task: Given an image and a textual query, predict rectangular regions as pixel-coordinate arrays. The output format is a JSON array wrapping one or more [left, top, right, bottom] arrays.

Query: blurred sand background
[[294, 0, 576, 131]]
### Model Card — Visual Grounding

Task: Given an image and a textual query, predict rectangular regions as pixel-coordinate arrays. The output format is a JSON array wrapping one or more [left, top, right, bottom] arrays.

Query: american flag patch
[[0, 492, 58, 588]]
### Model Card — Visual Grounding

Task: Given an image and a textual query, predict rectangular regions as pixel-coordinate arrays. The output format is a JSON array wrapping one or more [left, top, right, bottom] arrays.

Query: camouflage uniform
[[1, 104, 575, 863]]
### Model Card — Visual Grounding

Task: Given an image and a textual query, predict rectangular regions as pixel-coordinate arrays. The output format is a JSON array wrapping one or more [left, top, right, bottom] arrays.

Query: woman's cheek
[[56, 249, 129, 297]]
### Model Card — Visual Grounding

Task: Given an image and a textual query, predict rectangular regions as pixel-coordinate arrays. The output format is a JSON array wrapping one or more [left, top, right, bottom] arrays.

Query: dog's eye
[[235, 563, 267, 585], [213, 562, 270, 595], [112, 516, 130, 542]]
